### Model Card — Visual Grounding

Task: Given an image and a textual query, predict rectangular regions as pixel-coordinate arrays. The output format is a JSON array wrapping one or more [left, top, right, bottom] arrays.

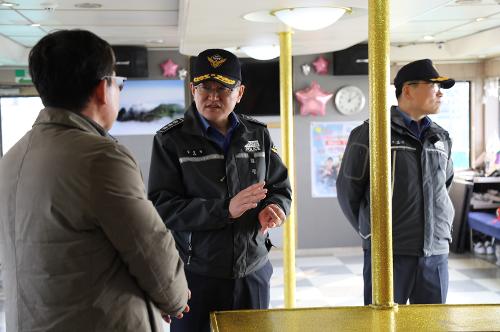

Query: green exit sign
[[15, 69, 32, 84]]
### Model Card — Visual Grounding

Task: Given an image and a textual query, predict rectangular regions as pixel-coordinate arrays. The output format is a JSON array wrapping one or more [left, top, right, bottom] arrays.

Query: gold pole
[[368, 0, 394, 308], [279, 30, 296, 308]]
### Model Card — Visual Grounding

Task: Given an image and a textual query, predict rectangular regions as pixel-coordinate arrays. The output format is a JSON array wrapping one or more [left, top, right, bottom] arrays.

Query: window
[[0, 96, 43, 156]]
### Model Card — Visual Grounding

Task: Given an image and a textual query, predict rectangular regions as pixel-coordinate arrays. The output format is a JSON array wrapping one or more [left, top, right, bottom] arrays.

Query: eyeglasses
[[406, 81, 442, 91], [101, 75, 127, 91], [195, 84, 239, 97]]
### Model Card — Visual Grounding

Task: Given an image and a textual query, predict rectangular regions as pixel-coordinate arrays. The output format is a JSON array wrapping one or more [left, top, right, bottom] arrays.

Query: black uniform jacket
[[148, 104, 292, 278], [336, 106, 454, 257]]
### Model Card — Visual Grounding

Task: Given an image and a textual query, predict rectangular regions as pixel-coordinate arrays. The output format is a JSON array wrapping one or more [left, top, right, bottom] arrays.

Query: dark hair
[[395, 86, 402, 99], [29, 29, 115, 112]]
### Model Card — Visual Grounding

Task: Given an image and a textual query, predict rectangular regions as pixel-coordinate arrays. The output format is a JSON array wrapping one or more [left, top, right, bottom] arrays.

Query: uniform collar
[[390, 105, 447, 137], [396, 106, 432, 130], [183, 103, 242, 136], [195, 107, 239, 135]]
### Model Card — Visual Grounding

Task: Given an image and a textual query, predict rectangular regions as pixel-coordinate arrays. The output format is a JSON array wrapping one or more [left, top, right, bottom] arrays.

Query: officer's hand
[[258, 204, 286, 234], [229, 182, 267, 219], [161, 289, 191, 323]]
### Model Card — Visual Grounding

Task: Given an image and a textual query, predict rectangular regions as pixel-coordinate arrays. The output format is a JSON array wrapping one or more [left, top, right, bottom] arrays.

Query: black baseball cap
[[394, 59, 455, 97], [192, 49, 242, 89]]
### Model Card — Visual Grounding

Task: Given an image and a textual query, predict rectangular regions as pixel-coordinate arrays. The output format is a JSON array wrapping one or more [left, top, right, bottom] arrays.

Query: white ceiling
[[1, 0, 500, 67]]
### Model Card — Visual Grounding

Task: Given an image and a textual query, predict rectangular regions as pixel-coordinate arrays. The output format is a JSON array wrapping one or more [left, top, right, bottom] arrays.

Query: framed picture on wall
[[110, 79, 186, 136]]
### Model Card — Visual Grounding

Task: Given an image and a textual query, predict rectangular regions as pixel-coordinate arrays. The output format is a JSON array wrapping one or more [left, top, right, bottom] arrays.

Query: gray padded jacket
[[336, 106, 454, 256]]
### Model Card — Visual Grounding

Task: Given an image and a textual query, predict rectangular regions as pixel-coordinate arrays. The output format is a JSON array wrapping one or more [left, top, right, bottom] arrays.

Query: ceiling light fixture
[[423, 35, 435, 41], [31, 23, 41, 27], [74, 2, 102, 9], [240, 44, 280, 60], [1, 1, 17, 7], [147, 39, 164, 44], [475, 17, 485, 22], [271, 7, 351, 31]]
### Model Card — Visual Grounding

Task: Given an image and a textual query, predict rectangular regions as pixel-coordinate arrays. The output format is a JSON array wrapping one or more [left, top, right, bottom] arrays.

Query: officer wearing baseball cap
[[394, 58, 455, 98], [337, 58, 455, 305], [148, 49, 292, 332], [192, 48, 242, 89]]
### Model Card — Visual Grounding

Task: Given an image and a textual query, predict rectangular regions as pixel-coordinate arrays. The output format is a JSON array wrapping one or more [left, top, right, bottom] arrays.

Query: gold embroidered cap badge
[[207, 54, 226, 68]]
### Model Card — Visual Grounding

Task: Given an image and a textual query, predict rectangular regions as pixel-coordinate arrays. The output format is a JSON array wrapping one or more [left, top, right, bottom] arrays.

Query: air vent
[[40, 2, 58, 11], [74, 2, 102, 9], [454, 0, 482, 4]]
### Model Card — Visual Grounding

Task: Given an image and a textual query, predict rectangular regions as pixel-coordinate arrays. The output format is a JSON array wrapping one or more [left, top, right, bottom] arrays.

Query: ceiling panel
[[18, 10, 177, 26], [390, 20, 469, 34], [390, 0, 458, 27], [0, 9, 31, 24], [8, 35, 45, 47], [390, 33, 430, 44], [432, 29, 475, 41], [436, 18, 500, 37], [42, 25, 179, 46], [414, 5, 500, 21], [1, 0, 178, 11], [43, 25, 177, 36], [0, 25, 46, 37]]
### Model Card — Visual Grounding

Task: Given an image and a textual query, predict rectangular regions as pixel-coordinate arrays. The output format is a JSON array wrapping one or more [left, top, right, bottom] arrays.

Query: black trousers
[[171, 260, 273, 332], [363, 250, 448, 305]]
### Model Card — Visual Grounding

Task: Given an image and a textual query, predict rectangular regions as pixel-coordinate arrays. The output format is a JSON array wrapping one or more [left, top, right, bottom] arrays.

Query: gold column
[[368, 0, 394, 307], [279, 30, 296, 308]]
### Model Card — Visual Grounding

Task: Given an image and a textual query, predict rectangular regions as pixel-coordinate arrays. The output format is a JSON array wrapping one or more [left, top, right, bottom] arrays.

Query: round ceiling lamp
[[271, 7, 351, 31], [240, 45, 280, 60]]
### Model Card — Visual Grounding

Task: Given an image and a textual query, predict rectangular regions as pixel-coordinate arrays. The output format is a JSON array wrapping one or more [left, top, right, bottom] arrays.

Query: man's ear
[[189, 82, 196, 97], [94, 79, 108, 105], [402, 84, 413, 100], [236, 84, 245, 103]]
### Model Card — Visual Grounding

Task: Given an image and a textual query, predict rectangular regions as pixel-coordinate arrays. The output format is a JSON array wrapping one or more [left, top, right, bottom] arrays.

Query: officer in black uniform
[[148, 49, 292, 332], [337, 59, 455, 305]]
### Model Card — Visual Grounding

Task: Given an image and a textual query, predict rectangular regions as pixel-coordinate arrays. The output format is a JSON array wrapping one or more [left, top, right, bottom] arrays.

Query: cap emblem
[[207, 54, 226, 68]]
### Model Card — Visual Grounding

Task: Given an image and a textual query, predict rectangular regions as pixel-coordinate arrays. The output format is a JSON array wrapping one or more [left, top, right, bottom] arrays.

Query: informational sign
[[310, 121, 361, 197], [14, 69, 32, 84]]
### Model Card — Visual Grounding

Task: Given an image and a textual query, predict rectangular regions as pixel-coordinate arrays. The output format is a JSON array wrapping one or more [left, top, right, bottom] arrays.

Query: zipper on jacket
[[187, 233, 193, 265], [391, 150, 397, 198]]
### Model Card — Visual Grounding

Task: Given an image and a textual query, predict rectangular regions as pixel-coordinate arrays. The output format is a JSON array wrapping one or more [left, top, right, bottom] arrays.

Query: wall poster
[[311, 121, 361, 197]]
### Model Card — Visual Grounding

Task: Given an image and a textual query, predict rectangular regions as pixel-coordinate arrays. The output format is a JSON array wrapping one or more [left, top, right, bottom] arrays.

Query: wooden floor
[[210, 304, 500, 331]]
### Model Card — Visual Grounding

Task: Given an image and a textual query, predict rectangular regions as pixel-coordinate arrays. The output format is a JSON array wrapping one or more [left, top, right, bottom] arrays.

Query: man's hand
[[161, 289, 191, 324], [229, 182, 267, 219], [258, 204, 286, 234]]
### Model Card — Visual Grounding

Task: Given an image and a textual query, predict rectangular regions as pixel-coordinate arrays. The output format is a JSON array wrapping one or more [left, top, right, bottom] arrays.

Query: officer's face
[[405, 81, 443, 116], [191, 81, 245, 126]]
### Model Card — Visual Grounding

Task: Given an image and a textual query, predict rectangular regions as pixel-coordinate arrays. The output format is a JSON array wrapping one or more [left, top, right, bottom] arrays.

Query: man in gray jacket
[[337, 59, 455, 305], [0, 29, 189, 331]]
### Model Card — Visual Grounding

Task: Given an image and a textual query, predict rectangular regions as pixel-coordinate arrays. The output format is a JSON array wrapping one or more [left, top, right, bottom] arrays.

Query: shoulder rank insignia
[[238, 114, 267, 127], [157, 118, 184, 135], [271, 145, 279, 154]]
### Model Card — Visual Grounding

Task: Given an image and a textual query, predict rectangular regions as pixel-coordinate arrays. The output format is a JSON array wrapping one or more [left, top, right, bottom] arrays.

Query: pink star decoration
[[312, 55, 329, 75], [295, 81, 333, 116], [160, 59, 178, 77]]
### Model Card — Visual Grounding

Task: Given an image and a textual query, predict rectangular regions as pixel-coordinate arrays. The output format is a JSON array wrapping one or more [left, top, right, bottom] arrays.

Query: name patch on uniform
[[434, 140, 445, 152], [392, 139, 406, 146], [244, 140, 261, 152], [184, 149, 205, 156]]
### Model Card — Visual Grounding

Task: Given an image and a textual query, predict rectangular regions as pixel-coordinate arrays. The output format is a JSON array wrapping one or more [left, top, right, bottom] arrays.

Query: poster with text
[[311, 121, 361, 197]]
